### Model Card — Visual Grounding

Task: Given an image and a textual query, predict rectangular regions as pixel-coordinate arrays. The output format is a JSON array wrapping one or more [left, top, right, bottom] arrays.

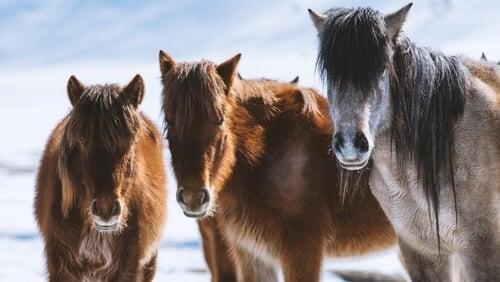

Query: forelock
[[162, 60, 226, 136], [317, 7, 390, 94], [64, 84, 139, 156]]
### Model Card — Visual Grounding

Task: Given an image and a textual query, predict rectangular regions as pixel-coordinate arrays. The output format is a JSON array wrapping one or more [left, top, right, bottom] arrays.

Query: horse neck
[[227, 81, 275, 167], [386, 37, 468, 240]]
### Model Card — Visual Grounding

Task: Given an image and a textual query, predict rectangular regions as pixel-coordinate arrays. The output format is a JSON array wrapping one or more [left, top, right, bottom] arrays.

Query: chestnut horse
[[197, 74, 303, 282], [159, 50, 396, 282], [34, 75, 167, 281]]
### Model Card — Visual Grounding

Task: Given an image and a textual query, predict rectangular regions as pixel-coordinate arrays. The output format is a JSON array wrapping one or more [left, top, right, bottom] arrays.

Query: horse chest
[[222, 216, 280, 267], [370, 149, 463, 254], [78, 230, 118, 280]]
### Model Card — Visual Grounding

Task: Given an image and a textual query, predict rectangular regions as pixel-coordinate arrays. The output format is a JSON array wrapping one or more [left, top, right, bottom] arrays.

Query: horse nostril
[[354, 132, 369, 154], [333, 133, 345, 152], [91, 199, 98, 215], [176, 188, 210, 208], [200, 189, 210, 205], [176, 188, 186, 205], [112, 200, 121, 216]]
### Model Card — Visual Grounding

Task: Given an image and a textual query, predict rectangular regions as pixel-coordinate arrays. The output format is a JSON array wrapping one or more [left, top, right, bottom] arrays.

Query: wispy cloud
[[0, 0, 497, 73], [0, 2, 446, 64]]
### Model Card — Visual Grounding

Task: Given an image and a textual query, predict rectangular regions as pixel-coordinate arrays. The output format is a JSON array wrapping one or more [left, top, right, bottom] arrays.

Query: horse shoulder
[[35, 118, 68, 232], [466, 77, 500, 156], [133, 114, 167, 261], [136, 114, 164, 176]]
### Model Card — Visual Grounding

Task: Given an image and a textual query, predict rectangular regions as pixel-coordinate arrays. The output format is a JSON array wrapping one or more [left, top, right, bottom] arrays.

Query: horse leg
[[398, 238, 450, 281], [110, 252, 141, 282], [199, 217, 237, 282], [281, 238, 323, 282], [45, 241, 79, 282], [459, 233, 500, 281], [232, 246, 278, 282], [141, 252, 158, 282]]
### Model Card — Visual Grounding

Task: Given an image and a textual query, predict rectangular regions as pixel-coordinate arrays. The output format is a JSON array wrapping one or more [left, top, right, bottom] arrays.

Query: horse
[[159, 50, 396, 282], [309, 3, 500, 281], [197, 75, 304, 282], [198, 216, 237, 282], [34, 75, 167, 281]]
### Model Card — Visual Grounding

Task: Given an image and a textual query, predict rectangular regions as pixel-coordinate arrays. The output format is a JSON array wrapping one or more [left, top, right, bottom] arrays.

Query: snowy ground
[[0, 0, 497, 281]]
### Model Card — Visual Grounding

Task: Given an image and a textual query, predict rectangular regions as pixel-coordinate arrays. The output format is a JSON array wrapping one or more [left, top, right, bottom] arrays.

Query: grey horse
[[309, 3, 499, 281]]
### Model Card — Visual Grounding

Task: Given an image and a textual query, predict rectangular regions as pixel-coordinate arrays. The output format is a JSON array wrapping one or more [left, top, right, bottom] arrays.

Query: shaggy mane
[[316, 6, 469, 248], [161, 61, 226, 138], [64, 84, 139, 155]]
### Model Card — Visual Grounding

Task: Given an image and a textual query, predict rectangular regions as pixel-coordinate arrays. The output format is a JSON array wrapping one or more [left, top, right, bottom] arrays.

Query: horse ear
[[67, 75, 85, 107], [308, 9, 327, 33], [384, 3, 413, 39], [290, 76, 299, 85], [122, 74, 144, 108], [159, 50, 176, 76], [216, 53, 241, 93]]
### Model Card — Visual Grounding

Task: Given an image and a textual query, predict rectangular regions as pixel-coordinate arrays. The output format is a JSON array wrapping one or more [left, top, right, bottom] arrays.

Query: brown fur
[[34, 75, 167, 281], [160, 51, 396, 282], [198, 218, 237, 282], [196, 75, 305, 282], [465, 58, 500, 95]]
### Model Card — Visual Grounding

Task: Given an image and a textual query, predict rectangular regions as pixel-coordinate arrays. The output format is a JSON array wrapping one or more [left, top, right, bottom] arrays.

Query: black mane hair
[[316, 6, 469, 249], [317, 7, 390, 93]]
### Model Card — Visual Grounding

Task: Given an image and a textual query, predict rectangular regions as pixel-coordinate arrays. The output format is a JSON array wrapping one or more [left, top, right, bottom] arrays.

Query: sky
[[0, 0, 498, 280], [1, 0, 498, 126], [1, 0, 497, 71]]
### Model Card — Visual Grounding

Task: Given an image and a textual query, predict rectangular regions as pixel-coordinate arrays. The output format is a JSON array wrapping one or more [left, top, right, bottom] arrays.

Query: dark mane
[[317, 6, 469, 248], [64, 84, 140, 156], [161, 60, 225, 137], [390, 38, 468, 240], [317, 7, 390, 93]]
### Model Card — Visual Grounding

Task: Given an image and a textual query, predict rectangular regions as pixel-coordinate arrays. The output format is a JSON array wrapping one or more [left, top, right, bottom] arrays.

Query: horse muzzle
[[176, 187, 210, 218]]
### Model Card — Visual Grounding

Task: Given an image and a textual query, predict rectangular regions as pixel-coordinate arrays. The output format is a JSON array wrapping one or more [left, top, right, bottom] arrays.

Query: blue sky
[[3, 0, 497, 69], [0, 0, 497, 87], [0, 0, 320, 66]]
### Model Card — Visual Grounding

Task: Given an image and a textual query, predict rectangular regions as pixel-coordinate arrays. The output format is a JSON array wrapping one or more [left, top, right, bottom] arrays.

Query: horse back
[[465, 59, 500, 101]]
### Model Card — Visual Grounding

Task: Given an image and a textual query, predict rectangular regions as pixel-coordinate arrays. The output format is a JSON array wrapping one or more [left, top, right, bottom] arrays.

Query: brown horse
[[198, 217, 237, 282], [197, 74, 304, 282], [34, 75, 167, 281], [159, 50, 396, 282]]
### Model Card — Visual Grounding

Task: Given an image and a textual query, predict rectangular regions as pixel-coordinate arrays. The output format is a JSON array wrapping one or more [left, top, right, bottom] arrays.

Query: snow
[[0, 0, 497, 281]]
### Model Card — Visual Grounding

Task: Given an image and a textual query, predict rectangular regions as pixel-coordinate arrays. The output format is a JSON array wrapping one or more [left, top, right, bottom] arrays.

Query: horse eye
[[215, 117, 224, 127], [124, 159, 133, 178], [166, 120, 173, 129]]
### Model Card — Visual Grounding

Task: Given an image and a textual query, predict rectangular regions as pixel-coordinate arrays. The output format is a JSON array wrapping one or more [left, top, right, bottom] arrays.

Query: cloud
[[0, 0, 497, 73], [0, 0, 393, 66]]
